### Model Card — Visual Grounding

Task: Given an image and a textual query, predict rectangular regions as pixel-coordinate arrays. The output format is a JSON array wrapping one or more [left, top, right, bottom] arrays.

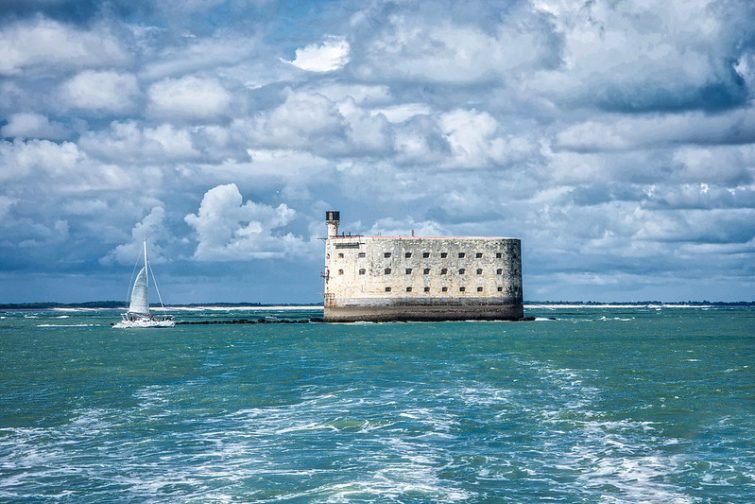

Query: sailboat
[[113, 241, 175, 328]]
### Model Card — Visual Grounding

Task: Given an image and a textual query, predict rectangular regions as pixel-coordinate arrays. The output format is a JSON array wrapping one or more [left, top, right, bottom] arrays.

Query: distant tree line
[[524, 300, 754, 306], [0, 301, 326, 309]]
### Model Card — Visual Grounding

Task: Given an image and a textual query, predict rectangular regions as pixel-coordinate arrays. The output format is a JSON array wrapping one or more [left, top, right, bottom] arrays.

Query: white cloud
[[439, 109, 536, 169], [0, 139, 82, 182], [529, 0, 747, 110], [555, 108, 755, 152], [239, 89, 347, 152], [285, 36, 350, 73], [141, 34, 259, 80], [337, 99, 392, 153], [366, 217, 446, 237], [79, 121, 199, 162], [303, 83, 391, 105], [59, 70, 140, 113], [0, 139, 130, 192], [671, 145, 755, 186], [102, 207, 170, 265], [353, 11, 558, 83], [0, 112, 68, 139], [0, 18, 128, 75], [184, 183, 310, 261], [148, 75, 230, 120]]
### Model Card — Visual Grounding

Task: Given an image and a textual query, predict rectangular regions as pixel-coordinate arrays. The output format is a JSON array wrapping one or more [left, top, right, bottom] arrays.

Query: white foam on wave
[[566, 419, 693, 503], [576, 451, 692, 503], [51, 307, 100, 312], [320, 436, 471, 503], [397, 406, 457, 433], [456, 383, 512, 407], [0, 408, 119, 498], [515, 359, 694, 503], [526, 303, 712, 309], [36, 323, 97, 327]]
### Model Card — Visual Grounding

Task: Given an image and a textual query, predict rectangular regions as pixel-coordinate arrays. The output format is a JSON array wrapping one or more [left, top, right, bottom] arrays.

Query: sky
[[0, 0, 754, 304]]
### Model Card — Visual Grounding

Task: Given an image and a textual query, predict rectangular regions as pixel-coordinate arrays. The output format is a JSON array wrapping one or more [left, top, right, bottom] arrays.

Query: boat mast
[[143, 240, 149, 290]]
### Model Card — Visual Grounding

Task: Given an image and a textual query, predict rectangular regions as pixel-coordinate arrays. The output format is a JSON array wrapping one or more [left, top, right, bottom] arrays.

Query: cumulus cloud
[[365, 217, 446, 237], [148, 75, 231, 120], [439, 109, 536, 169], [0, 18, 128, 75], [0, 139, 82, 182], [530, 0, 752, 111], [285, 36, 350, 72], [555, 108, 755, 152], [352, 8, 559, 83], [0, 112, 68, 139], [59, 70, 140, 113], [184, 183, 310, 261], [0, 139, 129, 192], [79, 121, 199, 162], [141, 35, 260, 80], [238, 89, 347, 153], [102, 207, 170, 265]]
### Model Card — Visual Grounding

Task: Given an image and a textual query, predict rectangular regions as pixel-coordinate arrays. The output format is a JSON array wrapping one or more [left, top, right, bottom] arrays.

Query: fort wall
[[323, 212, 524, 322]]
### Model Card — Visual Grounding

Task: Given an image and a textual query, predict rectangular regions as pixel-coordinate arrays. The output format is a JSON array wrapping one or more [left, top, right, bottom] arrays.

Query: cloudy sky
[[1, 0, 754, 304]]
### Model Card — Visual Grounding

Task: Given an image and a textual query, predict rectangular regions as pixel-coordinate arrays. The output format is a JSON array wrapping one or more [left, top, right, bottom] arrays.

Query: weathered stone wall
[[323, 235, 523, 321]]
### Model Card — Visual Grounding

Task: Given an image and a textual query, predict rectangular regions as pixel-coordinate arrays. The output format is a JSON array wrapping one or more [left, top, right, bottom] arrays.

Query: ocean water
[[0, 305, 753, 503]]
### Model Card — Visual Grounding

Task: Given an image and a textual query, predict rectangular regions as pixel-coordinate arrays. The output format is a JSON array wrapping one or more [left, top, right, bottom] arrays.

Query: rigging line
[[149, 265, 166, 310]]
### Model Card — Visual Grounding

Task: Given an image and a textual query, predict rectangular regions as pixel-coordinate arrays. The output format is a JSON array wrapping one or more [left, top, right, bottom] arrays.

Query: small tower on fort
[[326, 210, 340, 238]]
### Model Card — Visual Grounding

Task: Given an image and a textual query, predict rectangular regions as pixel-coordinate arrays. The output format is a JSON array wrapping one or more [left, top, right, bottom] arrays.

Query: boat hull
[[113, 316, 175, 328]]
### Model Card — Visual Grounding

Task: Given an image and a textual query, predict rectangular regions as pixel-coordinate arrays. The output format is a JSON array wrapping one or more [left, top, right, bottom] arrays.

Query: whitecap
[[37, 323, 97, 327]]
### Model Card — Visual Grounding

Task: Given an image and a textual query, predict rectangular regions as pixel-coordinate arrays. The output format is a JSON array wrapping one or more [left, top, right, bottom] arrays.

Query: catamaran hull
[[113, 318, 175, 328]]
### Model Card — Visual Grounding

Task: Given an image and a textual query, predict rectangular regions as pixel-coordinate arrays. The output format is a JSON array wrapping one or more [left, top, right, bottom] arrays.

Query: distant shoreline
[[1, 301, 752, 310]]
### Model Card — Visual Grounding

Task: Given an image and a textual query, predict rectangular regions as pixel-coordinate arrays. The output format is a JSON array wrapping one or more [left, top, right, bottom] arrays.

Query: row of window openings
[[337, 252, 504, 259], [384, 286, 504, 293], [337, 268, 504, 275]]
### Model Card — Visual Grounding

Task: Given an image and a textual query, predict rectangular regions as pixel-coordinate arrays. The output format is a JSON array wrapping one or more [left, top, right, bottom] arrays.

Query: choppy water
[[1, 305, 753, 503]]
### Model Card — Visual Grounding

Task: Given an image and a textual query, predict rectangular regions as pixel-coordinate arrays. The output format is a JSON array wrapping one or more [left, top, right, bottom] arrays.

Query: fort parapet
[[323, 211, 524, 322]]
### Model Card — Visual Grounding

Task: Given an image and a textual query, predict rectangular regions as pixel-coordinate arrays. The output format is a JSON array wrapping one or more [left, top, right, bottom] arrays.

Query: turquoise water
[[1, 306, 753, 502]]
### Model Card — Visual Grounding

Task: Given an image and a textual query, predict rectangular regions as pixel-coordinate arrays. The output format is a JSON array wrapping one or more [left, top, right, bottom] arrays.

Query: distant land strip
[[1, 301, 753, 310], [0, 302, 321, 310]]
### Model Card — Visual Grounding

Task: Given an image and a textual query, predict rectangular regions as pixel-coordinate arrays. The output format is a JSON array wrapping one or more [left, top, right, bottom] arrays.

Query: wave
[[36, 323, 97, 328], [526, 303, 713, 309]]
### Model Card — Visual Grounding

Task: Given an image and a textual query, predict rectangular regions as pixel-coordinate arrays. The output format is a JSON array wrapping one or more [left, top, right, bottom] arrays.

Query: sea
[[0, 304, 753, 503]]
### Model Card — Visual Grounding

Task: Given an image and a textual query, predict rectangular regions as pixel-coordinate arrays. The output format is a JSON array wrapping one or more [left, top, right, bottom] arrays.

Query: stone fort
[[323, 211, 524, 322]]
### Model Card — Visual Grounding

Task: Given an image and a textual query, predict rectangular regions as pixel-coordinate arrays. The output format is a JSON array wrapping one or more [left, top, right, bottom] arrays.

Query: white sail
[[128, 266, 150, 314], [114, 240, 174, 328]]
